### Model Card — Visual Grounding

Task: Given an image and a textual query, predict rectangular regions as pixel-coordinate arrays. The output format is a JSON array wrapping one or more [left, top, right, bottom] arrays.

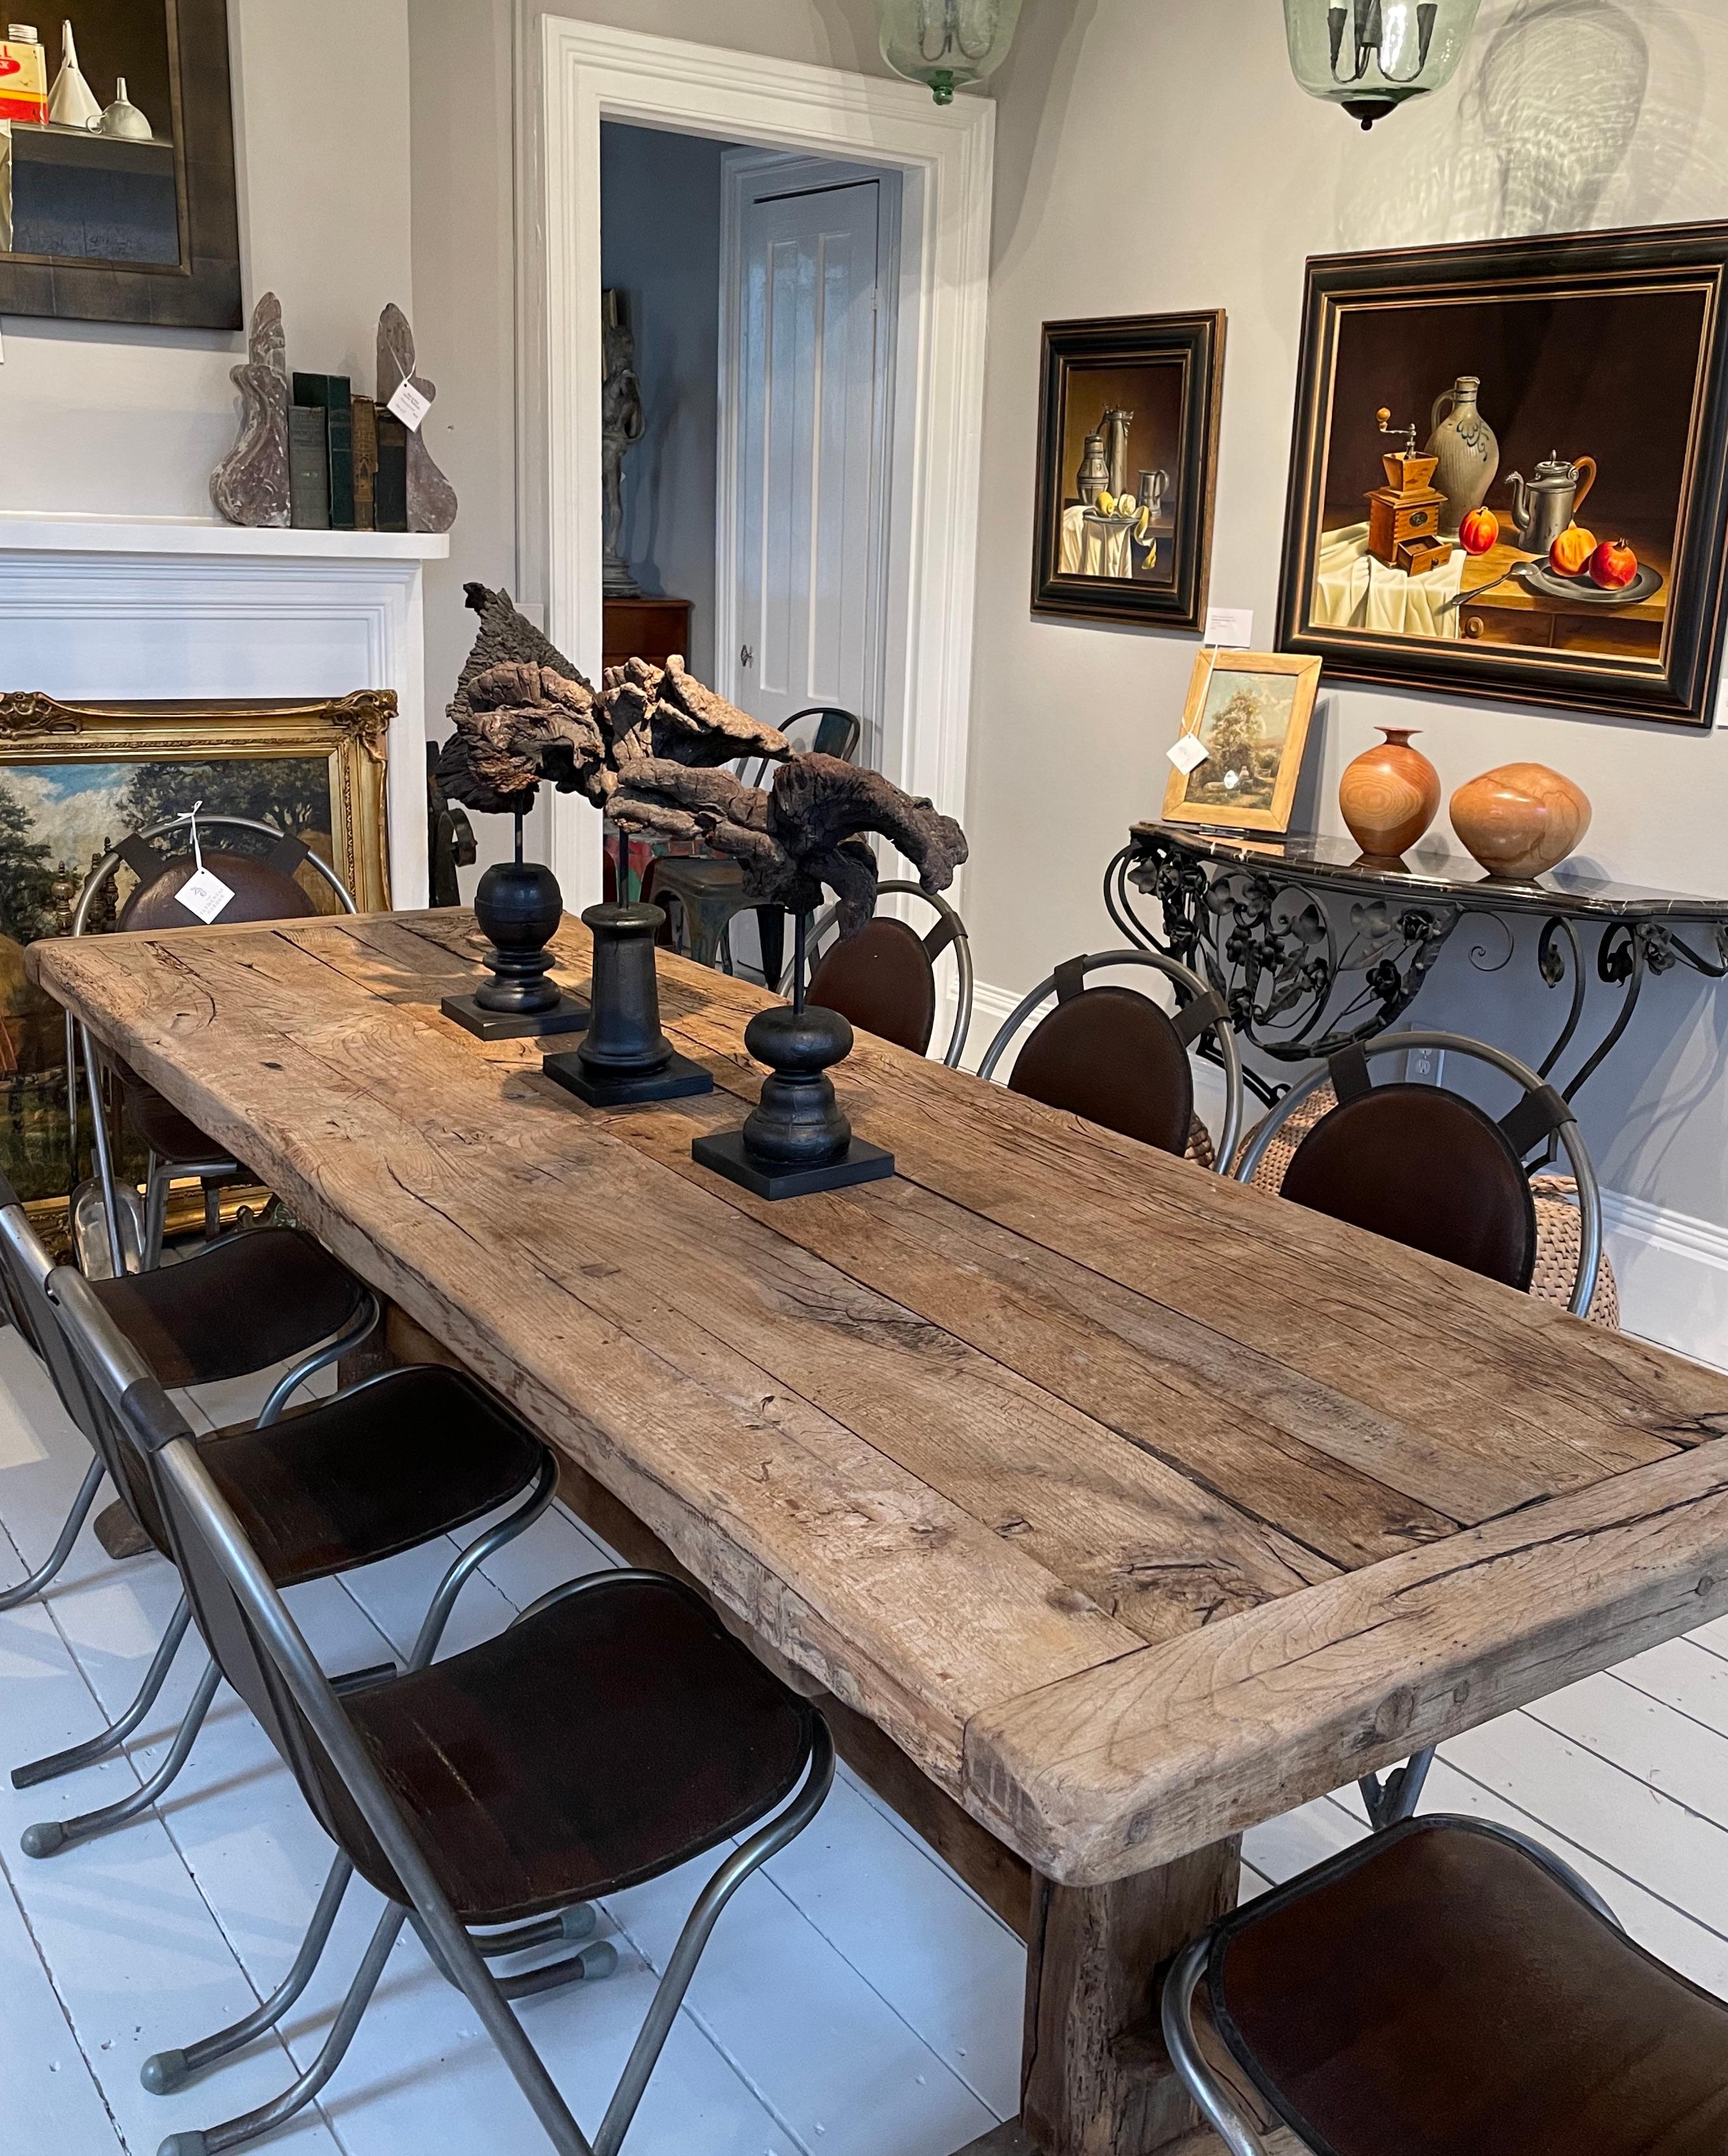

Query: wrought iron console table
[[1110, 824, 1728, 1109]]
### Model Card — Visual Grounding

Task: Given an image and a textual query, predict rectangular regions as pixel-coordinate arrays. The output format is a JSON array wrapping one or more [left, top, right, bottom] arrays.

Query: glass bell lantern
[[1283, 0, 1484, 128], [874, 0, 1024, 104]]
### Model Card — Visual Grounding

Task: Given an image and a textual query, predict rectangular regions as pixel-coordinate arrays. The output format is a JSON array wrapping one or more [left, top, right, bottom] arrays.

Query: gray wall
[[600, 122, 724, 679]]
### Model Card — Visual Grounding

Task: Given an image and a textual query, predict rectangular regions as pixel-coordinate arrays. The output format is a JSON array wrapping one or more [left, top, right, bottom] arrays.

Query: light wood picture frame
[[1162, 651, 1321, 834]]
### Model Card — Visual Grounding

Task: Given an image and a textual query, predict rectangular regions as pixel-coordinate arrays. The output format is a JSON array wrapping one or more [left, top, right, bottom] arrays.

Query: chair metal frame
[[1233, 1030, 1603, 1830], [54, 1262, 835, 2156], [978, 947, 1246, 1173], [68, 814, 357, 1275], [791, 878, 975, 1068], [1159, 1813, 1623, 2156]]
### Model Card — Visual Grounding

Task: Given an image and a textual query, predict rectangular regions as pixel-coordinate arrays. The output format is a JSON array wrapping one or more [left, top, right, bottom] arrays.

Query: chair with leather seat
[[1162, 1813, 1728, 2156], [642, 705, 862, 984], [979, 948, 1246, 1173], [1233, 1031, 1602, 1831], [0, 1181, 557, 1869], [55, 1263, 835, 2156], [796, 879, 974, 1067], [69, 812, 358, 1272]]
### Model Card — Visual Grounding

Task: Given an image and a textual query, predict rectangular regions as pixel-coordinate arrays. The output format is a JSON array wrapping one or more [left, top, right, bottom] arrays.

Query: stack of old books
[[288, 374, 410, 532]]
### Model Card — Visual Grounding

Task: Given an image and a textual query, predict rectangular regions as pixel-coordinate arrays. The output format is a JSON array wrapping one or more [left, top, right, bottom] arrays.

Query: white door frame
[[716, 149, 903, 779], [527, 16, 993, 907]]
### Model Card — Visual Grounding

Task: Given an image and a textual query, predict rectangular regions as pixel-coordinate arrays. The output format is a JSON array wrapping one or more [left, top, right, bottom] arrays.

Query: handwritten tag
[[1166, 733, 1209, 776], [386, 380, 431, 432], [1203, 606, 1254, 648], [176, 866, 235, 924]]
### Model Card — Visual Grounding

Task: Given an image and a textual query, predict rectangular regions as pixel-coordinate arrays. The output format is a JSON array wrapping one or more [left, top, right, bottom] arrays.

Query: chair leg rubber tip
[[140, 2049, 189, 2095], [579, 1940, 619, 1981], [157, 2134, 209, 2156], [21, 1819, 68, 1858], [558, 1903, 598, 1945]]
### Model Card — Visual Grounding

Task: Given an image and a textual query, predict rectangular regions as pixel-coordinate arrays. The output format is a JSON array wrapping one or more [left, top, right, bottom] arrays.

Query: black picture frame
[[1030, 311, 1225, 633], [1276, 222, 1728, 728], [0, 0, 240, 331]]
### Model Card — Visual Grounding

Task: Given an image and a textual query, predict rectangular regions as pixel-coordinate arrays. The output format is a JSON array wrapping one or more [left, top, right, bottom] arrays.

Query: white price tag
[[386, 380, 432, 432], [1202, 606, 1254, 648], [1166, 733, 1209, 776], [176, 866, 235, 924]]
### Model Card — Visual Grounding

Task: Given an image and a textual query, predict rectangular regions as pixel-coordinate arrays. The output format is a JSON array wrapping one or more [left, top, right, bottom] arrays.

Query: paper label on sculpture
[[177, 866, 236, 924], [1166, 733, 1209, 775], [386, 380, 431, 432], [1202, 606, 1254, 648]]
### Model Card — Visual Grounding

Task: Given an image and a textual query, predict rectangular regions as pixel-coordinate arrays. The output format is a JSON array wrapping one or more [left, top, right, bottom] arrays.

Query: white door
[[723, 158, 898, 768]]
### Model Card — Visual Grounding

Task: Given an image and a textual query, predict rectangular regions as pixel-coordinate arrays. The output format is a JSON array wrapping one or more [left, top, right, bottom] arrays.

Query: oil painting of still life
[[1162, 651, 1320, 835], [1032, 311, 1225, 632], [1277, 224, 1728, 726]]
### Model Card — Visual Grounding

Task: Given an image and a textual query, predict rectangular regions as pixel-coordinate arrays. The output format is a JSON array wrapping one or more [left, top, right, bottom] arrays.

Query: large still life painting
[[0, 693, 389, 1229], [1032, 311, 1225, 632], [1277, 222, 1728, 725]]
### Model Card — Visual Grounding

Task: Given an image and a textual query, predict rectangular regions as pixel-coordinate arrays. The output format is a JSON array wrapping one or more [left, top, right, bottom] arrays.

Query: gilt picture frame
[[1276, 221, 1728, 727], [1162, 651, 1321, 835], [1032, 310, 1226, 632]]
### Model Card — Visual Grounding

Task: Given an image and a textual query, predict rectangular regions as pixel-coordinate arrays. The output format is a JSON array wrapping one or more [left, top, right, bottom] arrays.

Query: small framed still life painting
[[1031, 311, 1226, 631], [1162, 651, 1321, 834]]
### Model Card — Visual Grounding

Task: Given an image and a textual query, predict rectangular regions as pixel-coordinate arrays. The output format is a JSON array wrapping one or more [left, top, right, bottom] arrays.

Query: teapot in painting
[[1505, 453, 1597, 556]]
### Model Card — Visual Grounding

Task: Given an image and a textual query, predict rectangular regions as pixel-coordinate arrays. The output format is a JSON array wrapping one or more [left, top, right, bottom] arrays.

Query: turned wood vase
[[1450, 762, 1592, 881], [1337, 727, 1441, 859]]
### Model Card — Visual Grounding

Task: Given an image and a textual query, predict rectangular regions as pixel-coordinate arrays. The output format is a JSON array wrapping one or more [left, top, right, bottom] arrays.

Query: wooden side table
[[603, 595, 694, 671]]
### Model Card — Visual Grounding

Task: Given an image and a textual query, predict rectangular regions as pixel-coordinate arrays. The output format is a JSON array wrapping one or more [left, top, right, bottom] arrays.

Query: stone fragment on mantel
[[211, 292, 291, 528], [377, 302, 458, 535]]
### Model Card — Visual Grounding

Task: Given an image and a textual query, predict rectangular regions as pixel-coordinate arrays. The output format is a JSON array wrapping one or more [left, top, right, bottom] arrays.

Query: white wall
[[972, 0, 1728, 1240], [0, 0, 412, 520], [601, 121, 724, 679]]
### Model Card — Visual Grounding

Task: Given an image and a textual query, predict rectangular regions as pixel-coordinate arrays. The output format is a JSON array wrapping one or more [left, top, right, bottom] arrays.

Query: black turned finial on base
[[441, 851, 590, 1040], [542, 901, 713, 1107]]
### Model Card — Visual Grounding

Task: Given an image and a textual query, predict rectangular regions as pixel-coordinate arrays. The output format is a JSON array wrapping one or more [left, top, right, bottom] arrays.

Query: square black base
[[690, 1127, 895, 1199], [441, 992, 590, 1041], [542, 1046, 714, 1108]]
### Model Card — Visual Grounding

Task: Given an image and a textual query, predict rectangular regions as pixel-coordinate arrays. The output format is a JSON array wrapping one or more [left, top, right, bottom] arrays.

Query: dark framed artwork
[[1031, 311, 1226, 632], [1276, 222, 1728, 727], [0, 0, 240, 329]]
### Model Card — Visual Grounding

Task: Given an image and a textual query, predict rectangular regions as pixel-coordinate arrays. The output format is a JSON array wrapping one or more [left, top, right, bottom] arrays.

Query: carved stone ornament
[[378, 303, 458, 534], [210, 292, 291, 528]]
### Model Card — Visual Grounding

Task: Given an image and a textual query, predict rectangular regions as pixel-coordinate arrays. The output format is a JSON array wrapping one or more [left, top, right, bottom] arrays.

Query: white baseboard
[[958, 976, 1728, 1375]]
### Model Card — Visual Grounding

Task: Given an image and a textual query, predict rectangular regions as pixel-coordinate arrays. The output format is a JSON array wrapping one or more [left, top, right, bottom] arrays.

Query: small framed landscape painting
[[1276, 221, 1728, 726], [1032, 310, 1226, 632], [1162, 651, 1321, 835]]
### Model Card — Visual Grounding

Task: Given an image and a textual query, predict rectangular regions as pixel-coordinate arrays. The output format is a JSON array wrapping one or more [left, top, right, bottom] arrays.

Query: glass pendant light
[[874, 0, 1025, 104], [1284, 0, 1484, 128]]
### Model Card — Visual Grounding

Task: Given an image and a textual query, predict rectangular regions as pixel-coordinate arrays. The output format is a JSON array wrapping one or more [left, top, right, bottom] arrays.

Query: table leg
[[1017, 1839, 1240, 2156]]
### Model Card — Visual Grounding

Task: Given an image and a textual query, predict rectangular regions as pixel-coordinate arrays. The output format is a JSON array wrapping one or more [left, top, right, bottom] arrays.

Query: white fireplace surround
[[0, 513, 448, 909]]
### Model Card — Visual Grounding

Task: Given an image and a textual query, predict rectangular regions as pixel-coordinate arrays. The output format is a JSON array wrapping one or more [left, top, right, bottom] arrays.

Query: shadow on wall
[[988, 0, 1100, 278], [1333, 0, 1727, 251]]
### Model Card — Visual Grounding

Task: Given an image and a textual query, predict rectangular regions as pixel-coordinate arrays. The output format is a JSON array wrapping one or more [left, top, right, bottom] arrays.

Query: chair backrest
[[1233, 1033, 1602, 1315], [800, 880, 974, 1066], [737, 706, 862, 792], [979, 949, 1244, 1170], [73, 814, 357, 937]]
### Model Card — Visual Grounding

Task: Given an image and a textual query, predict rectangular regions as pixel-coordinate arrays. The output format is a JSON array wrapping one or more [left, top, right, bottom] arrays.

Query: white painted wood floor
[[5, 1321, 1728, 2156]]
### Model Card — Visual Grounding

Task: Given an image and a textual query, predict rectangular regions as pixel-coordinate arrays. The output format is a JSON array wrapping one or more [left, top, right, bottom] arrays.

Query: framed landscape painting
[[1276, 222, 1728, 725], [1162, 651, 1321, 835], [1032, 310, 1226, 632]]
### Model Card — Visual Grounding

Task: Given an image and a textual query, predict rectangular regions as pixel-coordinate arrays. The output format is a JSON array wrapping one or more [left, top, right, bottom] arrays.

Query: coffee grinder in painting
[[1366, 408, 1455, 577]]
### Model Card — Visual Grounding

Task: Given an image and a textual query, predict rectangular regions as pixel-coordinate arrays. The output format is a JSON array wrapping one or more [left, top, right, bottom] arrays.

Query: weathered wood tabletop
[[32, 907, 1728, 2156]]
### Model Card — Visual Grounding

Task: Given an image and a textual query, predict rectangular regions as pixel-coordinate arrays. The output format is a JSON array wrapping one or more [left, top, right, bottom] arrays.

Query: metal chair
[[0, 1180, 558, 1867], [642, 706, 863, 983], [794, 879, 974, 1067], [55, 1262, 836, 2156], [69, 813, 357, 1273], [1162, 1813, 1728, 2156], [1234, 1032, 1601, 1830], [979, 949, 1245, 1173]]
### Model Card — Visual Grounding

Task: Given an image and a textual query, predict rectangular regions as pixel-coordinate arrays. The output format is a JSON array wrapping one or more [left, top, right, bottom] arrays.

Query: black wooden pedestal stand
[[691, 912, 893, 1199], [542, 901, 713, 1107], [441, 812, 590, 1040]]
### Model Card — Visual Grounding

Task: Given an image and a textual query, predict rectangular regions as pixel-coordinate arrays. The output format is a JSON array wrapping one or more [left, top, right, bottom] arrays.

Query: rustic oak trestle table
[[30, 906, 1728, 2156]]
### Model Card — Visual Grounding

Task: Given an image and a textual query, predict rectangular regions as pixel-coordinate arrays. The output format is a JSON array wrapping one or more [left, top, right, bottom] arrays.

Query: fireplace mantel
[[0, 513, 450, 907]]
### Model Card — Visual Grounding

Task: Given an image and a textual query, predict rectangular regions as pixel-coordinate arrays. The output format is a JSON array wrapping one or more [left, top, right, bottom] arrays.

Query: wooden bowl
[[1449, 762, 1591, 881]]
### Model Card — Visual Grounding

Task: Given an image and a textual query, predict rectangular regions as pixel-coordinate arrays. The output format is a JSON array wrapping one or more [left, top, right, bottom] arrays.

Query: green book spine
[[288, 407, 330, 530], [375, 413, 409, 532], [292, 373, 354, 530]]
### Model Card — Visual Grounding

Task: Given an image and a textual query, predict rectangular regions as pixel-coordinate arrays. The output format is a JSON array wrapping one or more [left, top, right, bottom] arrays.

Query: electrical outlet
[[1404, 1043, 1445, 1087]]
